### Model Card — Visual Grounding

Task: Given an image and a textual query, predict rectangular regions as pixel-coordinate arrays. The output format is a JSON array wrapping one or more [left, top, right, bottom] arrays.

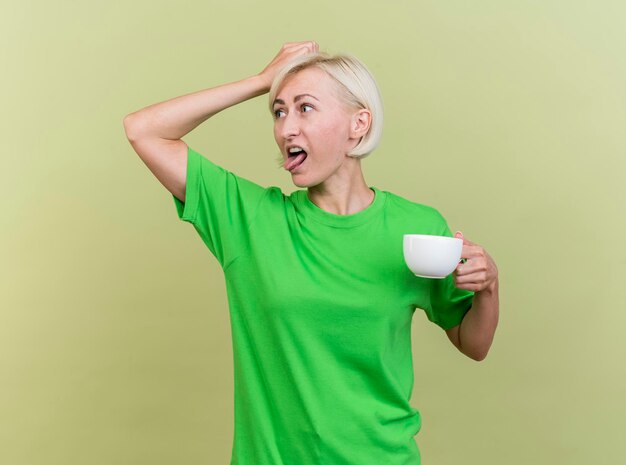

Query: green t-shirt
[[173, 146, 474, 465]]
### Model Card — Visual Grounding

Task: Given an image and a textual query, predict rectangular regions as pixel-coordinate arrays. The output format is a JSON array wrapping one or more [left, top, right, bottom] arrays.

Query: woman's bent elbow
[[123, 114, 142, 141]]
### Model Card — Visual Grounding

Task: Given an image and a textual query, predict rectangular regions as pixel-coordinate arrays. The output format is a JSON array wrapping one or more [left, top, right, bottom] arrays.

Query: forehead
[[275, 67, 336, 100]]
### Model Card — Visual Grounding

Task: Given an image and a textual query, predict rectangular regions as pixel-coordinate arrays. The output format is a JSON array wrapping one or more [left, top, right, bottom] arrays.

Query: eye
[[301, 104, 313, 113], [273, 108, 285, 119]]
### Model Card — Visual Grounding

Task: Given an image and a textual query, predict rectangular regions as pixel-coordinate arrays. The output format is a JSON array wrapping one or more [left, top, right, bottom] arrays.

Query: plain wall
[[1, 1, 624, 464]]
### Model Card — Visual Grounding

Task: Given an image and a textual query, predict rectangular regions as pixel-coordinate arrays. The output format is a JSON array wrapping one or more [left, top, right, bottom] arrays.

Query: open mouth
[[285, 148, 308, 172]]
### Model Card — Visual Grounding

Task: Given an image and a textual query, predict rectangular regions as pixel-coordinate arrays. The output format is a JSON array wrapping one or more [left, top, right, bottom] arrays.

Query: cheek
[[318, 118, 350, 144]]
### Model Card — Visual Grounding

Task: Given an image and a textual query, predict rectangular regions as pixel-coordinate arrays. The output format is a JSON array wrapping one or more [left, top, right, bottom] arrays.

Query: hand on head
[[258, 41, 320, 90]]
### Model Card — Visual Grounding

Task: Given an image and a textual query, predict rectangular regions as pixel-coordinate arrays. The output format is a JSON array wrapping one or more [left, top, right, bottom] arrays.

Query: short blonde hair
[[268, 52, 384, 158]]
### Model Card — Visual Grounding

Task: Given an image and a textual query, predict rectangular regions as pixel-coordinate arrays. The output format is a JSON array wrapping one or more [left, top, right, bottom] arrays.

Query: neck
[[306, 159, 374, 215]]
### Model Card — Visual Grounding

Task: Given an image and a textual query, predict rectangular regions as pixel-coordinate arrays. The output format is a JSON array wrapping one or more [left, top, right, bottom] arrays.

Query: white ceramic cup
[[403, 234, 463, 279]]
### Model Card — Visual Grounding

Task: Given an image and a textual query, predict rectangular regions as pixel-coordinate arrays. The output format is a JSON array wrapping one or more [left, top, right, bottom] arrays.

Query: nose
[[279, 112, 301, 140]]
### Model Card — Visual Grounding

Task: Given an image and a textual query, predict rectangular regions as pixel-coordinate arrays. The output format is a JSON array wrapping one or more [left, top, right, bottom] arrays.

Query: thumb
[[455, 230, 475, 247], [455, 231, 468, 264]]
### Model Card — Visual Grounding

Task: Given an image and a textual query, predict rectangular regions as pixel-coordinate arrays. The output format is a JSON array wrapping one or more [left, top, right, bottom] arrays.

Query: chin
[[291, 178, 313, 188], [291, 175, 322, 189]]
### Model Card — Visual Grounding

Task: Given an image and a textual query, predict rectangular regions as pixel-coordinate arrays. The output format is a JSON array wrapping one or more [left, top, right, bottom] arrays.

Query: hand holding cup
[[452, 232, 498, 293]]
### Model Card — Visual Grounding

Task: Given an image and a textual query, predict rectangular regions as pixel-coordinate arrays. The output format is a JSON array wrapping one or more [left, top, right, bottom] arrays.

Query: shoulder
[[378, 189, 450, 235], [382, 189, 446, 222], [254, 185, 295, 210]]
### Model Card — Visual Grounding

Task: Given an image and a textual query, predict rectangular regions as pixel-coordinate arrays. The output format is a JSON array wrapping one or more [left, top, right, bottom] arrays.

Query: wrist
[[251, 73, 272, 94], [477, 278, 499, 297]]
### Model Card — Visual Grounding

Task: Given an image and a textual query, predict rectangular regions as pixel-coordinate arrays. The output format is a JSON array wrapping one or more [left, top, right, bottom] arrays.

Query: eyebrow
[[272, 93, 320, 108]]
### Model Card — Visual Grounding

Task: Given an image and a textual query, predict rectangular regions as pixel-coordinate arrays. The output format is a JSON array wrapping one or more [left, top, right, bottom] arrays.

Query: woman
[[124, 41, 499, 465]]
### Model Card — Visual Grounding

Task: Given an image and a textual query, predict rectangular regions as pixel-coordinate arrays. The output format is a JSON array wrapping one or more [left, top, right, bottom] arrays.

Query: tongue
[[284, 152, 307, 171]]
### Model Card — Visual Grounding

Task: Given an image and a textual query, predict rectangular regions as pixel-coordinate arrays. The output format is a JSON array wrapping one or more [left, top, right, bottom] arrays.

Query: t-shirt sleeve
[[172, 145, 268, 269], [423, 211, 475, 330]]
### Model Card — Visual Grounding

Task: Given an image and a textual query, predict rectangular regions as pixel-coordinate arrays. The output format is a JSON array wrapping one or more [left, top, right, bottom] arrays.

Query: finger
[[286, 44, 317, 58], [454, 232, 467, 264], [454, 270, 487, 286], [283, 41, 318, 51], [454, 231, 478, 246], [461, 244, 486, 260], [455, 259, 488, 276], [282, 41, 310, 48], [454, 281, 485, 292], [298, 41, 319, 53], [279, 44, 310, 57]]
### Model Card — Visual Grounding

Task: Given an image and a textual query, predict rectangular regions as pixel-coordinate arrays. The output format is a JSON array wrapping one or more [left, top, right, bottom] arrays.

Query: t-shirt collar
[[293, 186, 386, 228]]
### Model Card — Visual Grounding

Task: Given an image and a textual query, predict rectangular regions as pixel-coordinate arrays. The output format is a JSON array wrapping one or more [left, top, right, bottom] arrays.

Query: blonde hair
[[268, 52, 384, 158]]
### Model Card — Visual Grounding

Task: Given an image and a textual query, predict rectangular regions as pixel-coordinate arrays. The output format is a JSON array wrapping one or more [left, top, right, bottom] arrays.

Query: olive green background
[[2, 1, 624, 464]]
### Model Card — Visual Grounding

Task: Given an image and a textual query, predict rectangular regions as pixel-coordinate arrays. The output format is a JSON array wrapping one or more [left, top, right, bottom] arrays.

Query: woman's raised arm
[[122, 41, 319, 202]]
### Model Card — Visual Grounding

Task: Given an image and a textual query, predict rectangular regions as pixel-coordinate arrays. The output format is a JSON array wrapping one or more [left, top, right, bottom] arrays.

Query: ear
[[350, 109, 372, 139]]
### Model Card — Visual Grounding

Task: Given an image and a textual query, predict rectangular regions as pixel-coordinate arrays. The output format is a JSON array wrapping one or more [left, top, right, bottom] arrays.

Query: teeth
[[289, 147, 304, 153]]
